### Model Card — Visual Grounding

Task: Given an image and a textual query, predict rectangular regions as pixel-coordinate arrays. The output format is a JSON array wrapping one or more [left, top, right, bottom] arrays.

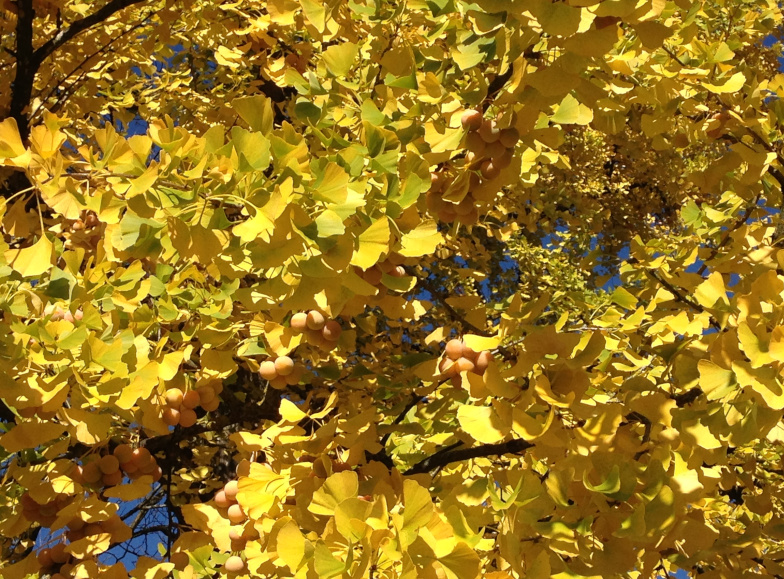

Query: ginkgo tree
[[1, 0, 784, 577]]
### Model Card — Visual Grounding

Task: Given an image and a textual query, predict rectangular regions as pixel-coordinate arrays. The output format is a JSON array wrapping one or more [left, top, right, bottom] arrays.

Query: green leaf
[[552, 94, 594, 125]]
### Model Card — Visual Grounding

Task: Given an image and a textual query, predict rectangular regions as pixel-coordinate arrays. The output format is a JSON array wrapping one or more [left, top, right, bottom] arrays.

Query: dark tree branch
[[405, 438, 534, 475], [645, 269, 721, 331], [9, 0, 36, 139], [32, 0, 148, 66]]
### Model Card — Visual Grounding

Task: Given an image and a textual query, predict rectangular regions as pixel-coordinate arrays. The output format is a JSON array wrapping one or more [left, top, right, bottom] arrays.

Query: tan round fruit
[[63, 311, 75, 323], [259, 360, 278, 380], [479, 120, 500, 143], [456, 357, 475, 373], [70, 465, 84, 484], [462, 344, 478, 360], [227, 503, 246, 524], [197, 385, 216, 404], [162, 407, 181, 426], [270, 376, 289, 389], [306, 310, 326, 330], [224, 555, 246, 573], [181, 390, 200, 410], [485, 140, 506, 161], [480, 160, 500, 180], [322, 320, 342, 341], [214, 490, 232, 508], [306, 328, 327, 348], [274, 356, 294, 376], [132, 447, 152, 467], [229, 526, 245, 541], [499, 127, 519, 148], [439, 358, 458, 377], [82, 461, 103, 484], [165, 388, 183, 408], [494, 149, 513, 170], [151, 466, 163, 482], [461, 109, 483, 131], [465, 131, 486, 155], [179, 408, 197, 428], [438, 207, 457, 223], [445, 339, 464, 360], [426, 191, 446, 214], [224, 480, 239, 501], [171, 551, 189, 569], [120, 461, 138, 474], [73, 309, 84, 321], [290, 312, 308, 332], [202, 396, 220, 412], [475, 350, 494, 374], [50, 542, 69, 564], [285, 366, 303, 386], [37, 548, 53, 568], [99, 454, 120, 475], [430, 172, 444, 191], [113, 444, 134, 464], [102, 470, 123, 486], [363, 266, 383, 286]]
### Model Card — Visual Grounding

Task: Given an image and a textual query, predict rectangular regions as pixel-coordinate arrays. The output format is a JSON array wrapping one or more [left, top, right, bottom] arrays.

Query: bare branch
[[405, 438, 534, 475]]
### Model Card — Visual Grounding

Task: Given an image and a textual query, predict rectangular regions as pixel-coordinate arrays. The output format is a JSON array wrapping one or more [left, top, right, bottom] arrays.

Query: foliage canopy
[[1, 0, 784, 578]]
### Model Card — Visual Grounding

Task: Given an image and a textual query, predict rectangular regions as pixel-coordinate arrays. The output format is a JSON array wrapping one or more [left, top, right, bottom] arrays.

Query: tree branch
[[404, 438, 534, 475], [32, 0, 149, 65], [9, 0, 35, 139]]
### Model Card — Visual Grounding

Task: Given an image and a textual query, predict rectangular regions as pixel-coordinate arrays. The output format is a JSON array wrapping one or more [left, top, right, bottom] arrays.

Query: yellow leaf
[[4, 235, 54, 277], [0, 117, 31, 168], [457, 405, 508, 444], [399, 220, 443, 257], [350, 217, 390, 269], [693, 271, 729, 309], [552, 94, 593, 125], [309, 471, 358, 516], [279, 398, 307, 422], [103, 476, 155, 501], [60, 407, 112, 444], [437, 542, 482, 579], [702, 71, 746, 94], [0, 421, 66, 453], [276, 521, 313, 571], [462, 334, 500, 352], [237, 463, 289, 519]]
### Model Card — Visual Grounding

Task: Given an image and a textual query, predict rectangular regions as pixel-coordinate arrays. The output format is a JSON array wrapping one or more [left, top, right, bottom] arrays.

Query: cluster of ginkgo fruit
[[461, 110, 519, 178], [63, 512, 126, 543], [73, 445, 161, 488], [43, 303, 84, 323], [63, 211, 102, 250], [258, 355, 303, 389], [19, 492, 70, 528], [290, 310, 342, 350], [439, 338, 494, 386], [162, 383, 222, 427], [357, 253, 409, 294], [213, 478, 252, 573], [37, 541, 78, 579]]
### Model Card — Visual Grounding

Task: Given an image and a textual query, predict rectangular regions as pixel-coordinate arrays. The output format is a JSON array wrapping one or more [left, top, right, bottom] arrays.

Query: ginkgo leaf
[[323, 42, 358, 77], [237, 463, 289, 519], [457, 405, 509, 443], [276, 522, 313, 571], [552, 94, 594, 125], [702, 72, 746, 94], [350, 217, 389, 269], [0, 421, 66, 453], [399, 220, 443, 257], [0, 117, 31, 167], [4, 235, 54, 277], [309, 471, 358, 516]]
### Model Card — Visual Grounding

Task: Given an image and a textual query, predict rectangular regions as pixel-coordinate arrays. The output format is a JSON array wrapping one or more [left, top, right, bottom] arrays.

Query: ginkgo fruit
[[445, 339, 464, 360], [274, 356, 294, 376], [179, 408, 197, 428], [322, 320, 342, 341], [182, 390, 200, 410], [224, 556, 246, 573], [290, 312, 308, 332], [306, 310, 326, 330], [224, 480, 239, 501], [227, 503, 246, 524], [99, 454, 120, 474], [479, 120, 500, 143], [114, 444, 134, 464], [165, 388, 184, 407], [259, 360, 277, 380], [461, 109, 483, 131], [214, 489, 232, 508], [162, 407, 181, 426]]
